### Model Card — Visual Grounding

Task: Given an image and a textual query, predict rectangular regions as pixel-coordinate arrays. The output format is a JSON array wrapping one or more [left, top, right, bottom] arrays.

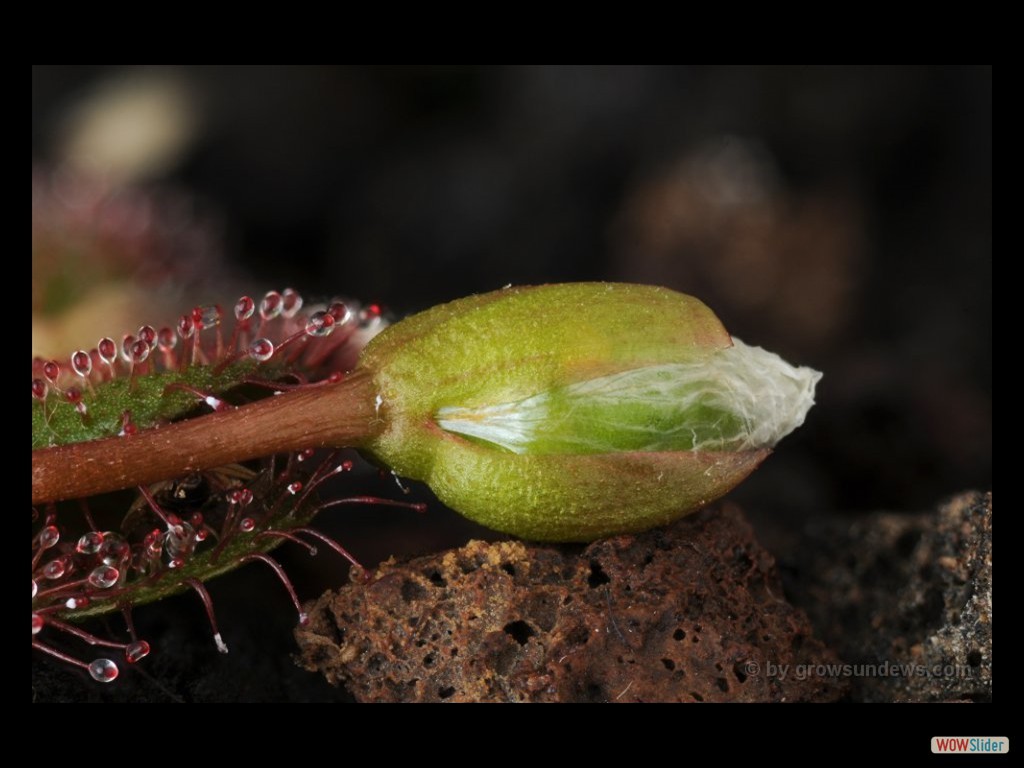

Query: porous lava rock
[[296, 506, 845, 702]]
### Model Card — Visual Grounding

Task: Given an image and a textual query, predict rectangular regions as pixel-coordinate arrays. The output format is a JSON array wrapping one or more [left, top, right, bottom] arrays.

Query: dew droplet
[[38, 525, 60, 549], [287, 481, 303, 495], [304, 310, 336, 337], [164, 522, 197, 560], [195, 304, 222, 329], [239, 517, 255, 532], [72, 350, 92, 378], [281, 288, 304, 318], [237, 489, 253, 507], [235, 295, 255, 321], [341, 460, 354, 471], [260, 291, 283, 320], [43, 558, 67, 580], [297, 448, 315, 462], [88, 658, 119, 683], [32, 613, 44, 635], [137, 325, 157, 347], [248, 337, 275, 362], [65, 387, 86, 415], [99, 534, 130, 566], [88, 565, 120, 589], [195, 529, 208, 542], [328, 301, 352, 325], [131, 339, 150, 364], [359, 304, 382, 326], [143, 528, 161, 550], [157, 326, 177, 352], [125, 640, 151, 664], [298, 612, 309, 626], [204, 394, 226, 411], [120, 334, 136, 363], [66, 596, 90, 610], [32, 378, 47, 400], [43, 360, 60, 383], [177, 314, 195, 339], [32, 579, 38, 599], [76, 531, 104, 555], [119, 410, 137, 437], [98, 337, 118, 365]]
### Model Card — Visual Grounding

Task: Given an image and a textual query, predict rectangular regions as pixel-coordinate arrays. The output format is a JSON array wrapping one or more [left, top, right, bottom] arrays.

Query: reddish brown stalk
[[32, 369, 381, 505]]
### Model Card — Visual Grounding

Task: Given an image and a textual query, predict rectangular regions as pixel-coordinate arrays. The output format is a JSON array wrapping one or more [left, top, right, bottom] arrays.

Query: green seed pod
[[360, 283, 821, 542]]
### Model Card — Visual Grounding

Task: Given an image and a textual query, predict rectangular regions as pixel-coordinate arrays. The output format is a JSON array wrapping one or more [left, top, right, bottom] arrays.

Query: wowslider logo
[[932, 737, 1008, 754]]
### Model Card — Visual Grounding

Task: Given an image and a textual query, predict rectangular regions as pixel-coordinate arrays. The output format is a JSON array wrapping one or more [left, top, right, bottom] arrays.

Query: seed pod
[[360, 283, 821, 541]]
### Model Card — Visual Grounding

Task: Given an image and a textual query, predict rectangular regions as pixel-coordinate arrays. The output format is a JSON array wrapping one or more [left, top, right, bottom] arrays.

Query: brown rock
[[296, 505, 845, 702]]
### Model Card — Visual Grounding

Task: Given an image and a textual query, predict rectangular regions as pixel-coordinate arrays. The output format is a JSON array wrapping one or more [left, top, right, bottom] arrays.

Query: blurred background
[[33, 64, 992, 514], [32, 66, 991, 700]]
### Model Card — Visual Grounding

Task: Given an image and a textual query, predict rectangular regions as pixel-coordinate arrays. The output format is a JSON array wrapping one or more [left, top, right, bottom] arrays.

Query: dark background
[[32, 65, 992, 701]]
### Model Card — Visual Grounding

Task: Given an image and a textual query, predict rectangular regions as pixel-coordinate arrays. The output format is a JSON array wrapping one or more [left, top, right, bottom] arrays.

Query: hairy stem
[[32, 369, 381, 504]]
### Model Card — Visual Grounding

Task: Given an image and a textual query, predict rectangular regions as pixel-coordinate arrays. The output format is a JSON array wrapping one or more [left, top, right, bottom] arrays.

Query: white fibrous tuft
[[707, 338, 822, 450], [437, 338, 821, 455]]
